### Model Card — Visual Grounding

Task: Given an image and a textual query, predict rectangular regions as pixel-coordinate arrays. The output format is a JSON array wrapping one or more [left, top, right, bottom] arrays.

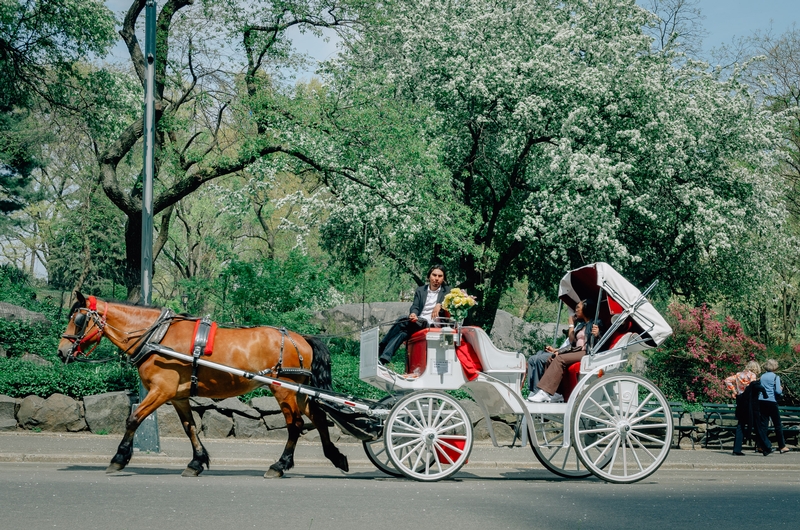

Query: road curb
[[3, 452, 799, 471]]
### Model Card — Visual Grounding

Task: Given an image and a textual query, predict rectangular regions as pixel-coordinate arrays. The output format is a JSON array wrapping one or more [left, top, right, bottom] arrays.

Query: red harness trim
[[192, 319, 218, 355], [74, 297, 107, 356]]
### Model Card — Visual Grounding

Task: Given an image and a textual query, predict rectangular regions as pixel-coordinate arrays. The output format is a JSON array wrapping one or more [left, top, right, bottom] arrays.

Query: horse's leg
[[107, 388, 171, 473], [264, 388, 304, 479], [300, 394, 349, 472], [171, 398, 210, 477]]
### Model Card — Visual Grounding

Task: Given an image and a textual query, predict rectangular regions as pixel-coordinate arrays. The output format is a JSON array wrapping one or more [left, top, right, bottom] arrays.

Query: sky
[[103, 1, 798, 78], [693, 0, 797, 56]]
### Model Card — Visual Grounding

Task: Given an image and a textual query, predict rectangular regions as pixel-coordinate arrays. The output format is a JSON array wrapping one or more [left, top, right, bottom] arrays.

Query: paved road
[[2, 462, 799, 530]]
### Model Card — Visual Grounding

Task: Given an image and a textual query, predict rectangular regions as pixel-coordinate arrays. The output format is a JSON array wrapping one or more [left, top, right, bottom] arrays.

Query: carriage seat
[[559, 324, 637, 400], [459, 327, 525, 373]]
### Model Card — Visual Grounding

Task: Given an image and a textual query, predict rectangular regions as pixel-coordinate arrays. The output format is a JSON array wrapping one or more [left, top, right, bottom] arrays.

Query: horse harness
[[132, 313, 311, 396], [62, 295, 108, 359]]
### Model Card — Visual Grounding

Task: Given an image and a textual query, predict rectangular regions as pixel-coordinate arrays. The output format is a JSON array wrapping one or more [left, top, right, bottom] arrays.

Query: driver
[[378, 265, 451, 365]]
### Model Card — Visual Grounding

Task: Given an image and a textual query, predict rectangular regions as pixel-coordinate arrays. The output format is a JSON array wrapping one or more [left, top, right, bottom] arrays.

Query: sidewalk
[[1, 431, 798, 471]]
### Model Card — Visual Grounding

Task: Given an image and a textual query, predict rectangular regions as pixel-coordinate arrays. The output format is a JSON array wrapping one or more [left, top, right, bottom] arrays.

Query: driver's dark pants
[[379, 319, 427, 364]]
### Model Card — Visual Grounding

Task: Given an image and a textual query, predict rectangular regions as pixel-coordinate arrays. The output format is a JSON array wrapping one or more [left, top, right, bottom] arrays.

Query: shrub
[[646, 303, 766, 404], [0, 357, 139, 399]]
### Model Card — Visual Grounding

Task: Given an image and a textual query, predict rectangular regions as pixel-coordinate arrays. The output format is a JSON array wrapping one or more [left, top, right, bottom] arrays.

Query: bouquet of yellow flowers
[[442, 288, 478, 323]]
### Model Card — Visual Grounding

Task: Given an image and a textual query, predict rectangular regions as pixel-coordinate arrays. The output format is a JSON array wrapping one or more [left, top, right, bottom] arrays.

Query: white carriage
[[356, 262, 674, 484]]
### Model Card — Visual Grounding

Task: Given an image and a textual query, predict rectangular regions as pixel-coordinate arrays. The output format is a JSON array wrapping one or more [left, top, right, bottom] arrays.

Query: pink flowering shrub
[[645, 303, 766, 403]]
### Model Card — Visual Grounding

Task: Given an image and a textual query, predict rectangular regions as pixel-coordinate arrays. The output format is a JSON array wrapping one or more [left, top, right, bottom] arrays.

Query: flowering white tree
[[300, 0, 784, 329]]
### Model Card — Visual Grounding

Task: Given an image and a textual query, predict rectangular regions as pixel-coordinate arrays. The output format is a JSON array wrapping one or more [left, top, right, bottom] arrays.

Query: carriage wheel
[[529, 413, 592, 478], [384, 391, 473, 481], [363, 439, 402, 477], [571, 373, 672, 484]]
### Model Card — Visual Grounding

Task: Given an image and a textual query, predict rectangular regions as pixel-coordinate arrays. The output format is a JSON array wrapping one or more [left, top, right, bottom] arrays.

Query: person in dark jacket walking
[[725, 361, 768, 455], [378, 265, 451, 365]]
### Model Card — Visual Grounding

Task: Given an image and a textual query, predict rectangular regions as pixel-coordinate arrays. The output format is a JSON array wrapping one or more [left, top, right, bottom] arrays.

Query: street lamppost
[[134, 0, 160, 454]]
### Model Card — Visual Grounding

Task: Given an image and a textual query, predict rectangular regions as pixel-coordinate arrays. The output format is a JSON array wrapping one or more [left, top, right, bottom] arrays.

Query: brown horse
[[57, 292, 348, 478]]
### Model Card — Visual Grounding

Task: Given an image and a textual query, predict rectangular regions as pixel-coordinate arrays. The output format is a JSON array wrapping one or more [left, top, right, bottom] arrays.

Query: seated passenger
[[378, 265, 452, 365], [529, 298, 603, 403]]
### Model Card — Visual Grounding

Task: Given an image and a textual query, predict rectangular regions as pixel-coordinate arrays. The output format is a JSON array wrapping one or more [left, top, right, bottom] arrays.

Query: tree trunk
[[124, 214, 143, 302]]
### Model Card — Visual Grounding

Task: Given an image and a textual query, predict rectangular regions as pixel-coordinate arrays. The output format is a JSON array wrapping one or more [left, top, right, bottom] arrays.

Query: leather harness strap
[[190, 317, 216, 397], [256, 327, 312, 379], [129, 308, 176, 366]]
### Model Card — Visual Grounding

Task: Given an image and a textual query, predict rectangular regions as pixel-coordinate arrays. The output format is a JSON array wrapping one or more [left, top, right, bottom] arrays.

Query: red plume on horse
[[57, 292, 349, 478]]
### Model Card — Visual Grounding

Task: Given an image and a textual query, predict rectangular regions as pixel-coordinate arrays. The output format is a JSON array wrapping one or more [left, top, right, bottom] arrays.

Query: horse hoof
[[106, 463, 125, 474], [264, 468, 283, 479], [181, 467, 202, 477], [337, 456, 349, 473]]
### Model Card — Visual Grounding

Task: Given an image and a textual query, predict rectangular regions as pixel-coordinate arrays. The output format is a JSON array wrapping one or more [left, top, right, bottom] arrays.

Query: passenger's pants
[[526, 351, 552, 392], [538, 350, 585, 395], [379, 319, 427, 363]]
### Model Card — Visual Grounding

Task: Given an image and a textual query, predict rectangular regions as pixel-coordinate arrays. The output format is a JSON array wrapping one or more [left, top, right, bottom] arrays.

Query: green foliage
[[646, 303, 766, 404], [0, 320, 59, 358], [326, 337, 388, 400], [205, 251, 337, 331], [46, 193, 127, 295], [1, 0, 116, 221], [0, 357, 138, 399]]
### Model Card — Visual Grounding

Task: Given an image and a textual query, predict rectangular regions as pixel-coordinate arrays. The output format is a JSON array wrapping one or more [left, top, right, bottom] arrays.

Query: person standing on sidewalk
[[759, 359, 790, 455], [724, 360, 768, 456]]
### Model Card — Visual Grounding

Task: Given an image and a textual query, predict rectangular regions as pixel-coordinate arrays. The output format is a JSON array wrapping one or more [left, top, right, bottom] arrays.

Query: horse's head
[[57, 292, 108, 363]]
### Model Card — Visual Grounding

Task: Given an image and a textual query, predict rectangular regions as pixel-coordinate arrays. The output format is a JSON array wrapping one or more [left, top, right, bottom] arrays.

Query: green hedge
[[0, 357, 139, 399]]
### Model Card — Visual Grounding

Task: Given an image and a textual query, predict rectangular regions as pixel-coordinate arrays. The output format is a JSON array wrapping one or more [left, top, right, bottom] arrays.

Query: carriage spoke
[[596, 433, 620, 468], [394, 417, 423, 433], [436, 420, 467, 435], [398, 440, 426, 466], [581, 428, 618, 453], [627, 432, 657, 463], [578, 410, 616, 429]]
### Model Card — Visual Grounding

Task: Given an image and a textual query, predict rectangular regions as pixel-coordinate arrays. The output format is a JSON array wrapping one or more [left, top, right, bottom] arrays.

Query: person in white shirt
[[378, 265, 451, 365]]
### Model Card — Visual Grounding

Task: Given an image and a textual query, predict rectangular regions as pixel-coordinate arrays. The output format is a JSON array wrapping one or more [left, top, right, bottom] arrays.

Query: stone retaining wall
[[0, 392, 521, 443]]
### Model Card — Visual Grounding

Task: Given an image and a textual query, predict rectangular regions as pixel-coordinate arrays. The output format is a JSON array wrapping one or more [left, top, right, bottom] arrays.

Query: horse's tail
[[305, 336, 333, 391]]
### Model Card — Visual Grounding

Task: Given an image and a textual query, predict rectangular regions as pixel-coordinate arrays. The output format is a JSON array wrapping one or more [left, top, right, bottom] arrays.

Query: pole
[[134, 0, 160, 453], [140, 0, 157, 307]]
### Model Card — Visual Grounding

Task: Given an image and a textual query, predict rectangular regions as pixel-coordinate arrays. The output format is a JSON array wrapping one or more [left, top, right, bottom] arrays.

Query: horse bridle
[[61, 295, 108, 361]]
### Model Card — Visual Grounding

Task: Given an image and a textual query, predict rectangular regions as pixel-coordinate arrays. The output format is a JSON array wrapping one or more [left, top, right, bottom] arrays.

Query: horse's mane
[[71, 296, 150, 314]]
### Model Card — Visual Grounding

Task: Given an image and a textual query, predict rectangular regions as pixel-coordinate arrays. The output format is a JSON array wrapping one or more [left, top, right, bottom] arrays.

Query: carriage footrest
[[315, 400, 384, 442]]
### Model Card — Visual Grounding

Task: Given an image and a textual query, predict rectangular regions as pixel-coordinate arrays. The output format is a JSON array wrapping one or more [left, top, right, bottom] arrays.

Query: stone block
[[17, 395, 45, 429], [233, 414, 268, 438], [32, 394, 87, 432], [264, 413, 288, 430], [458, 399, 484, 426], [201, 409, 233, 438], [0, 394, 17, 430], [250, 396, 282, 415], [20, 353, 52, 367], [83, 392, 130, 434], [214, 397, 260, 419], [189, 396, 215, 410], [156, 403, 202, 437], [473, 418, 515, 443]]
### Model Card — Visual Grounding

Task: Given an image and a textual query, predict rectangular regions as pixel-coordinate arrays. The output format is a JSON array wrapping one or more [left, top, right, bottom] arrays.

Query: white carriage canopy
[[557, 262, 672, 349]]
